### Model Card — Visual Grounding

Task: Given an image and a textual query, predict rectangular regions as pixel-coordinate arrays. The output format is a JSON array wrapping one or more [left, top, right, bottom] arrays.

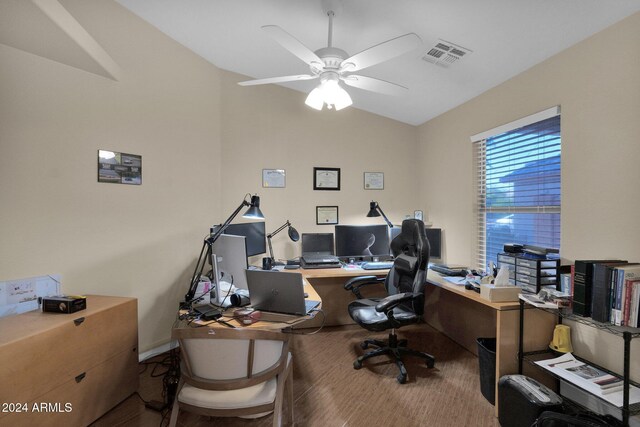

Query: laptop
[[245, 269, 321, 316], [300, 233, 340, 265]]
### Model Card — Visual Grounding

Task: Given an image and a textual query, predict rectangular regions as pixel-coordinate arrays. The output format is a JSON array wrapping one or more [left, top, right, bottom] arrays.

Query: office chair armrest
[[344, 276, 385, 299], [375, 292, 416, 313]]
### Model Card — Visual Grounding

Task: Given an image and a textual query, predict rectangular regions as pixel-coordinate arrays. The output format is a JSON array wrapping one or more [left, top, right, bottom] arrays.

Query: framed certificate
[[313, 167, 340, 191], [262, 169, 285, 188], [364, 172, 384, 190], [316, 206, 339, 225]]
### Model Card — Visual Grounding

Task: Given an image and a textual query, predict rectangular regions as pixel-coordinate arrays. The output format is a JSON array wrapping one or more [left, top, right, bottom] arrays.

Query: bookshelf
[[518, 300, 640, 426]]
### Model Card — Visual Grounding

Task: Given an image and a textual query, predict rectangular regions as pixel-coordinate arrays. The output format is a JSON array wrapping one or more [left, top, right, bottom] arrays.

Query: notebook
[[245, 269, 320, 316]]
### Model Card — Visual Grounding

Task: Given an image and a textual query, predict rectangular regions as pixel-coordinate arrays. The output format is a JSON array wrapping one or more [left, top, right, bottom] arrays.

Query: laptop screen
[[301, 233, 334, 255]]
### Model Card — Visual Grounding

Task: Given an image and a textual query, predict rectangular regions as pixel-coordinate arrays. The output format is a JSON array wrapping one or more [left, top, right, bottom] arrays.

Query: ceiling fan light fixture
[[305, 86, 325, 110], [305, 74, 352, 111]]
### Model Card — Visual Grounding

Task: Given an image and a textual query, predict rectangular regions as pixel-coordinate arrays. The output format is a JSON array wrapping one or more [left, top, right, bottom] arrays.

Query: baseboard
[[138, 340, 179, 362]]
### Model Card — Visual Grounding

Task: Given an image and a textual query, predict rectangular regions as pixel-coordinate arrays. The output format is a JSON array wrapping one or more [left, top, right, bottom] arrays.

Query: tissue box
[[480, 284, 521, 302]]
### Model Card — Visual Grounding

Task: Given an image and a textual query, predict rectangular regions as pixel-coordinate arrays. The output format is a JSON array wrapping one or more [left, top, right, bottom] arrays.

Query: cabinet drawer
[[0, 297, 137, 404], [516, 258, 557, 269], [516, 281, 555, 294], [498, 254, 516, 264], [517, 265, 557, 278], [516, 273, 557, 285], [0, 347, 138, 427]]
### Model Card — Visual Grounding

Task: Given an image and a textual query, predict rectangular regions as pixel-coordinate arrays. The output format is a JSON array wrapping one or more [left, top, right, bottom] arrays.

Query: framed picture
[[98, 149, 142, 185], [316, 206, 339, 225], [262, 169, 286, 188], [364, 172, 384, 190], [313, 167, 340, 191], [414, 210, 424, 221]]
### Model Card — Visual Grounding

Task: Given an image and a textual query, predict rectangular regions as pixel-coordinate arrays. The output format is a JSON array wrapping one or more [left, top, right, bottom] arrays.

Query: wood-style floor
[[91, 324, 500, 427]]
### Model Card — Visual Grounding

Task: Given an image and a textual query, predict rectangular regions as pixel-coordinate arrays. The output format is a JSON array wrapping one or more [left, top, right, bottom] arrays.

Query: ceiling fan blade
[[262, 25, 323, 65], [342, 75, 408, 96], [238, 74, 318, 86], [340, 33, 422, 72]]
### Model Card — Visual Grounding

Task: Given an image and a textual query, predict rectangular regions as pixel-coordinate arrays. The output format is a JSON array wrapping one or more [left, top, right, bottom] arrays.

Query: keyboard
[[361, 261, 394, 270], [429, 264, 467, 276]]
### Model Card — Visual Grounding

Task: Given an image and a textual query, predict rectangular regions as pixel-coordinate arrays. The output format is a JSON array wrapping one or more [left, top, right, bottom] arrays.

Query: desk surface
[[181, 278, 321, 331], [297, 266, 520, 311]]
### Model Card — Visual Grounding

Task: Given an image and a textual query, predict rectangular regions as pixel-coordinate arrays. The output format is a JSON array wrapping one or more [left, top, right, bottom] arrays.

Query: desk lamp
[[367, 201, 393, 228], [184, 194, 264, 305], [265, 220, 299, 268]]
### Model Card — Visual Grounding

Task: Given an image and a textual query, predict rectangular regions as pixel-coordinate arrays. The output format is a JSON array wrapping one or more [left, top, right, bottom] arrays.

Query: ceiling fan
[[238, 0, 422, 111]]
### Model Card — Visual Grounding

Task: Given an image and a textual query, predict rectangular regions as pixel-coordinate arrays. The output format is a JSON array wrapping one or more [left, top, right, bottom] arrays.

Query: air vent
[[423, 39, 472, 68]]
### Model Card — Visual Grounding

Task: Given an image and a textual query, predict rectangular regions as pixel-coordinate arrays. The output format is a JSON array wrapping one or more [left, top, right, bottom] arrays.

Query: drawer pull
[[73, 317, 85, 326], [75, 372, 86, 383]]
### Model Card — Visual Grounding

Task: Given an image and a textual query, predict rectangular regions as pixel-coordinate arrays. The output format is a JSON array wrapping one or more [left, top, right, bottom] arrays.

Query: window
[[473, 108, 561, 270]]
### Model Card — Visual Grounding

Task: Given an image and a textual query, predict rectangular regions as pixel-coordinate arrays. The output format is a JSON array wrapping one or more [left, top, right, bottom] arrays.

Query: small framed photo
[[262, 169, 285, 188], [314, 167, 340, 191], [414, 210, 424, 221], [316, 206, 339, 225], [98, 149, 142, 185], [364, 172, 384, 190]]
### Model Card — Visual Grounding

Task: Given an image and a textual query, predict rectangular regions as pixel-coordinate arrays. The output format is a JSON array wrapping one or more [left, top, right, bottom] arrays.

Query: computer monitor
[[221, 222, 266, 257], [301, 233, 334, 255], [211, 234, 249, 290], [335, 225, 390, 259], [390, 226, 442, 259], [425, 228, 442, 259]]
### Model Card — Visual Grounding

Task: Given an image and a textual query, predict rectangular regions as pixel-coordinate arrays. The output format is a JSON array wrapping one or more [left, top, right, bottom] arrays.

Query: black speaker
[[498, 375, 563, 427]]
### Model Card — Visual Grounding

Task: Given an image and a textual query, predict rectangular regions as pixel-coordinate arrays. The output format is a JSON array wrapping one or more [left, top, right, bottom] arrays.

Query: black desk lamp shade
[[367, 201, 393, 228]]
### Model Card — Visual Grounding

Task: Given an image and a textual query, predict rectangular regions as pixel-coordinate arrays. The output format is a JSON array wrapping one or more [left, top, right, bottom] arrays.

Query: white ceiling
[[116, 1, 639, 125]]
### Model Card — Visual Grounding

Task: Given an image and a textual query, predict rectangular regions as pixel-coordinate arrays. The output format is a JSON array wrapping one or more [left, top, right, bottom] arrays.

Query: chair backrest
[[385, 218, 430, 315], [172, 327, 290, 391]]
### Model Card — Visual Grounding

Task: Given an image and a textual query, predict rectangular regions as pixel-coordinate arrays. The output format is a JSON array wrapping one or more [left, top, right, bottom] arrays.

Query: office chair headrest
[[390, 219, 429, 270]]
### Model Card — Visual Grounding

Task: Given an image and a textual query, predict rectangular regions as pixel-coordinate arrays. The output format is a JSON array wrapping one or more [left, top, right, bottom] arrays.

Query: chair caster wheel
[[427, 360, 435, 369], [360, 342, 369, 349], [353, 360, 362, 370], [397, 374, 407, 384]]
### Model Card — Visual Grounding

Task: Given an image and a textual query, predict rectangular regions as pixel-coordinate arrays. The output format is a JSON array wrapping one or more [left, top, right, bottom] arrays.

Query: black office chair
[[344, 218, 435, 384]]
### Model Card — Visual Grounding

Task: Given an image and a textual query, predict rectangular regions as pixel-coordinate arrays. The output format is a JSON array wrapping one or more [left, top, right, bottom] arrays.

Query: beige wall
[[0, 0, 419, 353], [219, 70, 419, 264], [0, 0, 223, 352], [417, 12, 640, 378]]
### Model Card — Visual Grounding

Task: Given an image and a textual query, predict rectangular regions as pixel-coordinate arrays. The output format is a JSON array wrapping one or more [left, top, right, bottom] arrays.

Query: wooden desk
[[297, 266, 556, 416], [182, 278, 322, 330]]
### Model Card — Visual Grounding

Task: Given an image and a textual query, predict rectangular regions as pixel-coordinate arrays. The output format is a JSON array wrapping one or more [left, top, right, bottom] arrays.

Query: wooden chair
[[168, 327, 293, 427]]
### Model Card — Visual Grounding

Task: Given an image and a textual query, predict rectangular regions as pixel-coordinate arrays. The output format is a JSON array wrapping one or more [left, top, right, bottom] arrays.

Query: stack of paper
[[535, 353, 640, 407]]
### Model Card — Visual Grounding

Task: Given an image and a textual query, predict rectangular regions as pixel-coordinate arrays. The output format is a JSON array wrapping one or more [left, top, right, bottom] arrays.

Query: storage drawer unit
[[498, 253, 560, 293], [0, 295, 138, 426]]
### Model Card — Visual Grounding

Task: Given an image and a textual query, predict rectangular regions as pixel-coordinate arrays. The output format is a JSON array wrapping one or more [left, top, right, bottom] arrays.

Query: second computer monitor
[[390, 226, 442, 259], [211, 234, 249, 290], [335, 225, 390, 260], [301, 233, 335, 255]]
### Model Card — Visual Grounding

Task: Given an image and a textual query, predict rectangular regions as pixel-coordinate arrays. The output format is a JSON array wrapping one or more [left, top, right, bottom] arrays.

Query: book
[[591, 262, 628, 323], [629, 279, 640, 328], [574, 260, 624, 317], [613, 265, 640, 326]]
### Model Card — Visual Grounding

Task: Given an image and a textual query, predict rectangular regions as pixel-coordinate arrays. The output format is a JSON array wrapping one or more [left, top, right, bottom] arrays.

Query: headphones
[[234, 308, 261, 325]]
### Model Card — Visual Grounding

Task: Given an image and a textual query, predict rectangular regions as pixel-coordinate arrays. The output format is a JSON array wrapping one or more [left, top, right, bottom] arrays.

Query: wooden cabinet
[[0, 295, 138, 426]]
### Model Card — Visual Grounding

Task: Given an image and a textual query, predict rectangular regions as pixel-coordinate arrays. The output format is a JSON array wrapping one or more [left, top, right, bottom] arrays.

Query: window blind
[[474, 114, 561, 270]]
